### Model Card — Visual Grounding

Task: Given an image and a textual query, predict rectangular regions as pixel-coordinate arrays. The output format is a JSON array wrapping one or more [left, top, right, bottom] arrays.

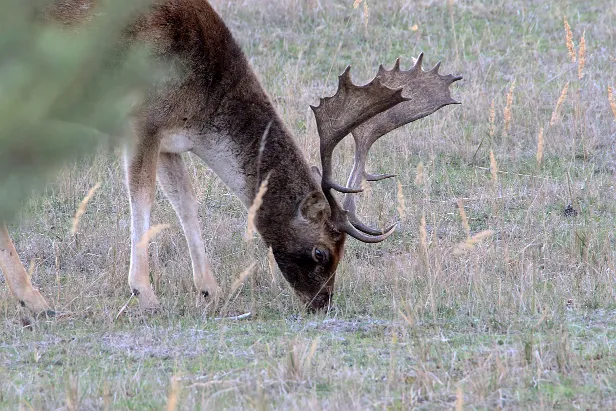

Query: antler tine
[[341, 143, 396, 235], [311, 65, 408, 194], [340, 218, 396, 243], [342, 54, 462, 237], [352, 54, 462, 149]]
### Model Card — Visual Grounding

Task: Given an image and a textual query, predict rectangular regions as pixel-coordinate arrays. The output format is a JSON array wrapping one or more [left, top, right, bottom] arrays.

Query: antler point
[[339, 66, 354, 87], [416, 52, 424, 65]]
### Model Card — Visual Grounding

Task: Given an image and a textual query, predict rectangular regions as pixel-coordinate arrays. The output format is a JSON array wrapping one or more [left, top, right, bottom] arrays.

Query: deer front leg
[[0, 223, 53, 315], [125, 138, 161, 311], [157, 153, 220, 305]]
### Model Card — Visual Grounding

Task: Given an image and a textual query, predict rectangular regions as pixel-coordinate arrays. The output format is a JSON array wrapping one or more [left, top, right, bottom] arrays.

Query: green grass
[[2, 0, 616, 408], [2, 313, 615, 408]]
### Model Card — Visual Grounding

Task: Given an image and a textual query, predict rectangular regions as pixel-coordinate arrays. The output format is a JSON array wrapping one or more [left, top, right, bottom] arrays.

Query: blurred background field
[[1, 0, 616, 408]]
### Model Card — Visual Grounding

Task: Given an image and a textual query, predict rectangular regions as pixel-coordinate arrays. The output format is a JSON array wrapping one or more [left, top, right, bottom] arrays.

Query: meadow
[[1, 0, 616, 408]]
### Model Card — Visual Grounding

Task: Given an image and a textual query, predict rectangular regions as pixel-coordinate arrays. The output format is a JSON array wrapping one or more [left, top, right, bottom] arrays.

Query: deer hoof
[[199, 286, 221, 309], [20, 288, 53, 315], [133, 287, 161, 312]]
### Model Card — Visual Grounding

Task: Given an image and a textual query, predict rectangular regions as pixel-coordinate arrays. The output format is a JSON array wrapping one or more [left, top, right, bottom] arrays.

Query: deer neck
[[190, 89, 320, 242], [137, 0, 321, 244]]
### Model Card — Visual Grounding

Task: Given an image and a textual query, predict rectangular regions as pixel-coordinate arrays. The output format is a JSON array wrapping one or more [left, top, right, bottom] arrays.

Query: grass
[[2, 0, 616, 408]]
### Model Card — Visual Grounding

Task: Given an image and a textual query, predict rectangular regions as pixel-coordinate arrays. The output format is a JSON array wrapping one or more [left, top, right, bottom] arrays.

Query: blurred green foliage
[[0, 0, 162, 221]]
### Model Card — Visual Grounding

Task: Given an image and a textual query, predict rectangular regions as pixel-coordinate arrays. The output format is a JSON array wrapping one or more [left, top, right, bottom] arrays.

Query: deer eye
[[312, 247, 328, 263]]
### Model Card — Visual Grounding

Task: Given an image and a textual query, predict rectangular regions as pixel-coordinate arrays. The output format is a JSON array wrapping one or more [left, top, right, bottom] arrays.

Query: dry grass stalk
[[267, 246, 277, 285], [137, 224, 170, 251], [102, 383, 111, 411], [214, 312, 251, 321], [415, 161, 425, 186], [230, 262, 257, 294], [577, 30, 586, 79], [65, 375, 79, 411], [549, 82, 569, 126], [396, 180, 405, 220], [454, 230, 494, 255], [489, 150, 498, 183], [114, 293, 135, 321], [352, 0, 369, 26], [70, 182, 101, 235], [457, 199, 470, 238], [448, 0, 455, 26], [455, 386, 464, 411], [27, 259, 35, 280], [503, 80, 515, 136], [166, 376, 179, 411], [305, 337, 320, 370], [398, 306, 415, 327], [488, 99, 496, 138], [448, 0, 459, 60], [285, 339, 302, 381], [419, 214, 428, 253], [360, 177, 372, 203], [564, 16, 576, 62], [245, 173, 270, 240], [608, 86, 616, 120], [536, 127, 544, 166]]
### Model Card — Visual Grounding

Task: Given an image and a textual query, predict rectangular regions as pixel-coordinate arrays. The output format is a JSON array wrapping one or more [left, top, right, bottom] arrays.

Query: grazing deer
[[0, 0, 460, 314]]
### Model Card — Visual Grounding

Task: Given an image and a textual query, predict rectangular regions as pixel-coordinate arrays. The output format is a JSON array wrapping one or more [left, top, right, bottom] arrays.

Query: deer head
[[271, 54, 461, 311]]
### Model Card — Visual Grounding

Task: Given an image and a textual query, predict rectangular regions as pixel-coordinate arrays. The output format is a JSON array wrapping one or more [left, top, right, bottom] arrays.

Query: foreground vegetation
[[0, 0, 159, 221], [2, 0, 615, 408]]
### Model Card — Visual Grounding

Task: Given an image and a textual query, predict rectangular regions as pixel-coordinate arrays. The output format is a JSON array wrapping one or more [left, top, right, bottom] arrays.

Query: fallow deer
[[0, 0, 461, 314]]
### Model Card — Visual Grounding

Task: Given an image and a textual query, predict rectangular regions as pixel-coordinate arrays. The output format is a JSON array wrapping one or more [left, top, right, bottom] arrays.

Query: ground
[[2, 0, 616, 409]]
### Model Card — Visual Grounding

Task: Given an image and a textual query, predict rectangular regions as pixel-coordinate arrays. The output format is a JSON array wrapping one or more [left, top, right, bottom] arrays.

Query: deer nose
[[310, 290, 333, 311]]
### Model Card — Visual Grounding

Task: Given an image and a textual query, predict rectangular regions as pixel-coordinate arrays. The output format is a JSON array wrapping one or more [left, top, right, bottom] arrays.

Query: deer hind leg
[[0, 223, 53, 315], [125, 137, 161, 310], [157, 153, 220, 305]]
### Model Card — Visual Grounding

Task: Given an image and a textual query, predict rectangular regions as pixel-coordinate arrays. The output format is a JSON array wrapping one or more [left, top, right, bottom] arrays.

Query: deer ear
[[298, 190, 331, 223]]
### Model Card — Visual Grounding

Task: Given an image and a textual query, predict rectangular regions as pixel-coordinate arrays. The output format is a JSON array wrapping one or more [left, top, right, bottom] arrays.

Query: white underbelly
[[192, 135, 251, 206], [160, 132, 194, 153], [161, 130, 250, 206]]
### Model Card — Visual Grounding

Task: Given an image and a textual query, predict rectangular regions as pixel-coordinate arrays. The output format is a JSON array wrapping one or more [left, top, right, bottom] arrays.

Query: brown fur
[[2, 0, 346, 312]]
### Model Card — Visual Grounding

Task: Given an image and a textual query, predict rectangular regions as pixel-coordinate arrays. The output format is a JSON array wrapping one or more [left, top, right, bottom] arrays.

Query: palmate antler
[[311, 54, 462, 243]]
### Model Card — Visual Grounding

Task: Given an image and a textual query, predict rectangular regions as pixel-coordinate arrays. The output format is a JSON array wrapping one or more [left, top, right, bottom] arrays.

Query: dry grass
[[488, 99, 496, 139], [70, 182, 100, 235], [563, 15, 576, 63], [137, 223, 170, 251], [536, 126, 544, 166], [489, 149, 498, 183], [245, 174, 270, 241], [2, 0, 616, 409], [395, 180, 405, 220], [549, 81, 569, 126], [609, 85, 616, 120], [502, 80, 515, 136], [578, 30, 586, 80]]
